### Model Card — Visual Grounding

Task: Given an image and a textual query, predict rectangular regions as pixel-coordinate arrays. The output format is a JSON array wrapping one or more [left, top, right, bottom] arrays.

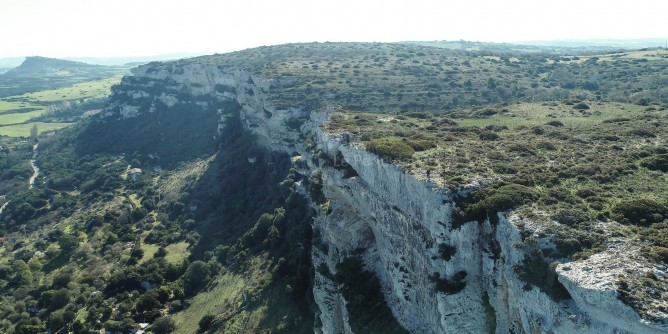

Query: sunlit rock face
[[106, 61, 667, 334]]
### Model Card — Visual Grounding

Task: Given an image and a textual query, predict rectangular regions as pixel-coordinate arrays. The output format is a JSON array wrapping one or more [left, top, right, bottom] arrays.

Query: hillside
[[0, 42, 667, 334], [0, 56, 128, 98]]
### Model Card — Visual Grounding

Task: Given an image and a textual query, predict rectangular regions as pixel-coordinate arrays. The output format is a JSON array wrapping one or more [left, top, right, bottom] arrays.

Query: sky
[[0, 0, 666, 58]]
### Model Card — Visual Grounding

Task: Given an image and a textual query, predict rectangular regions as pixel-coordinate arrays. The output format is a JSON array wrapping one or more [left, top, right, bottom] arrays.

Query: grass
[[172, 268, 246, 334], [139, 243, 160, 264], [0, 109, 44, 125], [164, 242, 190, 264], [18, 77, 121, 102], [0, 76, 120, 137], [171, 255, 303, 334], [0, 122, 73, 137]]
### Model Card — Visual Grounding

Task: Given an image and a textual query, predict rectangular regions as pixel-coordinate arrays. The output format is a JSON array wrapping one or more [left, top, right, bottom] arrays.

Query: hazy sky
[[0, 0, 666, 58]]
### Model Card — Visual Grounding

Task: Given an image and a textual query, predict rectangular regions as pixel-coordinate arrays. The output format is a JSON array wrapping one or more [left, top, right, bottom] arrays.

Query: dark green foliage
[[135, 293, 162, 313], [642, 246, 668, 264], [572, 102, 589, 110], [552, 209, 589, 226], [491, 163, 518, 174], [515, 250, 571, 300], [58, 234, 79, 255], [77, 92, 236, 168], [198, 314, 216, 331], [309, 169, 325, 204], [612, 198, 668, 226], [630, 127, 656, 138], [152, 317, 176, 334], [479, 131, 499, 141], [438, 244, 457, 261], [404, 138, 437, 151], [183, 261, 213, 295], [453, 183, 539, 227], [639, 154, 668, 172], [429, 271, 467, 294], [334, 257, 409, 334], [477, 184, 539, 212], [367, 137, 415, 160]]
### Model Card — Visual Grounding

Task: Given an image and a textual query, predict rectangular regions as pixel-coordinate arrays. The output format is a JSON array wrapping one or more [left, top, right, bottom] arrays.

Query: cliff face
[[99, 62, 668, 334]]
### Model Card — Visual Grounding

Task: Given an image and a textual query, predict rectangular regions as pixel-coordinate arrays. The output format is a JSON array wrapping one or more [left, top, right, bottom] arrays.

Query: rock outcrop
[[99, 61, 668, 334]]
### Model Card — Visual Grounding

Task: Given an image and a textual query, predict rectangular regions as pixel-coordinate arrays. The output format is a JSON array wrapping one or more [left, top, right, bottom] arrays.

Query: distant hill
[[64, 52, 209, 66], [0, 57, 25, 74], [3, 56, 100, 77], [0, 56, 129, 98]]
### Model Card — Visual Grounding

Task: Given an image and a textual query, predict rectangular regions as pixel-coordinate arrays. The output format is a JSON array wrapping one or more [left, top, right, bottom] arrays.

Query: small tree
[[30, 124, 38, 142], [152, 317, 176, 334], [198, 314, 215, 331]]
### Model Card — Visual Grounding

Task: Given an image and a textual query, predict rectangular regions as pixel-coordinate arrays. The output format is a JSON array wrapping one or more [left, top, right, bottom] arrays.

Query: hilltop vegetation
[[180, 43, 668, 112]]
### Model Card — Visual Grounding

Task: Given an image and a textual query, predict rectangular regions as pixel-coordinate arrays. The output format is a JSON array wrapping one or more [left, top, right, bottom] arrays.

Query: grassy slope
[[0, 76, 121, 137]]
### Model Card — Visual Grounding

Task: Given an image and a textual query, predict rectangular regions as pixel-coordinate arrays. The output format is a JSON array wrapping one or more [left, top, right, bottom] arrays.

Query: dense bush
[[479, 131, 499, 141], [612, 198, 668, 226], [438, 244, 457, 261], [429, 271, 467, 294], [366, 137, 415, 160], [638, 154, 668, 172], [552, 209, 589, 226], [453, 183, 539, 226], [478, 184, 539, 212], [152, 317, 176, 334]]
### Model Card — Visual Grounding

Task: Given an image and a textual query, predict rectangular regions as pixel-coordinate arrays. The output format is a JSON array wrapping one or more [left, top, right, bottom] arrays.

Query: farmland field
[[0, 76, 121, 137]]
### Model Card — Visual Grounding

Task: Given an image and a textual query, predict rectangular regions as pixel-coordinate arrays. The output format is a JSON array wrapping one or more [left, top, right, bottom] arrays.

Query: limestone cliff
[[97, 62, 668, 334]]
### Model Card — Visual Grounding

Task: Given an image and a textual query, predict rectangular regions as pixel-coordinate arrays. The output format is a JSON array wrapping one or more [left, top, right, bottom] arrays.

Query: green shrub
[[453, 183, 539, 226], [479, 131, 499, 141], [552, 209, 589, 226], [638, 154, 668, 172], [199, 314, 216, 331], [152, 317, 176, 334], [438, 244, 457, 261], [367, 137, 415, 160], [545, 120, 564, 127], [405, 138, 436, 151], [480, 184, 539, 212], [573, 102, 589, 110], [429, 271, 467, 294], [641, 246, 668, 264], [612, 198, 668, 226], [491, 163, 518, 174]]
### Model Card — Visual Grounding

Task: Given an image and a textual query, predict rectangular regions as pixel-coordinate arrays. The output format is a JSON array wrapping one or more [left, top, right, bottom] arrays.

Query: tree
[[58, 234, 79, 255], [198, 314, 215, 331], [183, 261, 211, 295], [152, 317, 176, 334], [30, 124, 38, 142], [135, 294, 161, 314]]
